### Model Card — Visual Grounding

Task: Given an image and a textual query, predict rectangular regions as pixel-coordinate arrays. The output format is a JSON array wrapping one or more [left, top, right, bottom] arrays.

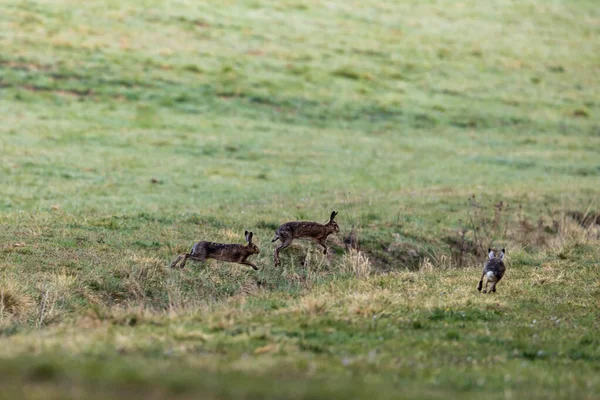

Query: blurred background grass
[[1, 0, 598, 214]]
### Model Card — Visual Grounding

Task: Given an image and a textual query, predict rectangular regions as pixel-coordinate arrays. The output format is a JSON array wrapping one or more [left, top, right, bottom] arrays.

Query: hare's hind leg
[[172, 254, 193, 269], [179, 254, 193, 269], [491, 276, 501, 293], [170, 254, 187, 269], [185, 255, 208, 266], [482, 277, 489, 293], [477, 273, 485, 292], [274, 238, 293, 267], [180, 247, 207, 269]]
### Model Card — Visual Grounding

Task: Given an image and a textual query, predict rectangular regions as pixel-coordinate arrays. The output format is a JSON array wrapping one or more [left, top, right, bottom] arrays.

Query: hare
[[477, 248, 506, 293], [272, 211, 340, 267], [170, 231, 260, 270]]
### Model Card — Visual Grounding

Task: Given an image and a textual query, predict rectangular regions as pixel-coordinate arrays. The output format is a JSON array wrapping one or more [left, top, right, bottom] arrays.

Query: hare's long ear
[[245, 231, 250, 243], [248, 232, 253, 243], [488, 248, 495, 259], [499, 249, 505, 260], [330, 211, 338, 221]]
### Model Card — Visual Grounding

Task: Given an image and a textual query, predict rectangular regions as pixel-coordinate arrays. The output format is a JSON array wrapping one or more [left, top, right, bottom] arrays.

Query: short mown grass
[[1, 0, 599, 398]]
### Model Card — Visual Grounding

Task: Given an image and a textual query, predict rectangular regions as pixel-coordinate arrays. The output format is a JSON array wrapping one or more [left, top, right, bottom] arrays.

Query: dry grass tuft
[[339, 249, 372, 278], [253, 344, 278, 355], [128, 254, 165, 269], [294, 294, 329, 315], [419, 257, 436, 272], [0, 280, 35, 322], [221, 228, 241, 241], [172, 328, 213, 342], [348, 292, 388, 317], [208, 312, 238, 331], [36, 272, 80, 326], [547, 217, 600, 248], [421, 254, 456, 271], [76, 309, 106, 330], [235, 279, 260, 297], [530, 260, 568, 287]]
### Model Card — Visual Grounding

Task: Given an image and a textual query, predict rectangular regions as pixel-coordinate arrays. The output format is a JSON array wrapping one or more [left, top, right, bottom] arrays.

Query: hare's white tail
[[271, 234, 279, 242]]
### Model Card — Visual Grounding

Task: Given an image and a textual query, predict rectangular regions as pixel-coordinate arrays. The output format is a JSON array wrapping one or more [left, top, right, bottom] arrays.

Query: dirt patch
[[443, 234, 481, 266], [364, 244, 422, 272], [337, 232, 422, 272], [444, 198, 599, 267], [567, 211, 599, 228]]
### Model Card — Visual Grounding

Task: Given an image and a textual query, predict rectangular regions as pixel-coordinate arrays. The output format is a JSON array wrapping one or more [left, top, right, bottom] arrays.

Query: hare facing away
[[477, 248, 506, 293], [272, 211, 340, 267], [170, 231, 260, 270]]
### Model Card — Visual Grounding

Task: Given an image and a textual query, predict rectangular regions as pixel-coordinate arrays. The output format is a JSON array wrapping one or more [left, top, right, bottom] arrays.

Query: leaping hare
[[272, 211, 340, 267], [170, 231, 260, 270], [477, 248, 506, 293]]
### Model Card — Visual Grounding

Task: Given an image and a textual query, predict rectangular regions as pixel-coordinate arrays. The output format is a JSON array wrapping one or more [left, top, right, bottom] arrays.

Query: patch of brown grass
[[0, 280, 35, 322], [338, 249, 372, 278], [292, 294, 329, 316]]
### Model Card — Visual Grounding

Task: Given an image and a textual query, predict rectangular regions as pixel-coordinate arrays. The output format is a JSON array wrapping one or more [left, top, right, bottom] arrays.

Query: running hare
[[170, 231, 260, 270], [477, 248, 506, 293], [272, 211, 340, 267]]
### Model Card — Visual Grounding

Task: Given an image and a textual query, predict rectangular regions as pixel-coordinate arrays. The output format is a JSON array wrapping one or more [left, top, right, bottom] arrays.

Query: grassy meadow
[[1, 0, 599, 398]]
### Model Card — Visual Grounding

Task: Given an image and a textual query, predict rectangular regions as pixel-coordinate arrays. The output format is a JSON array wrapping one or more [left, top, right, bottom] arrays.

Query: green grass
[[1, 0, 599, 398]]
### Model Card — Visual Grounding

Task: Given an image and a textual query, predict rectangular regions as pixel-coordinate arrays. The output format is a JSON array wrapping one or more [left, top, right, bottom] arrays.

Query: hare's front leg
[[238, 253, 258, 270], [316, 238, 328, 254], [490, 281, 498, 293], [241, 260, 259, 270]]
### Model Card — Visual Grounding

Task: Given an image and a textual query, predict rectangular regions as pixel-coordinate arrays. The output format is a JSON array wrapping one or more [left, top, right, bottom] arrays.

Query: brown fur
[[170, 231, 260, 270], [272, 211, 340, 267], [477, 248, 506, 293]]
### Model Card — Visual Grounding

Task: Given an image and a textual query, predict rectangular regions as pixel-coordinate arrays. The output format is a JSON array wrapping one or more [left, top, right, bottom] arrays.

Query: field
[[1, 0, 599, 398]]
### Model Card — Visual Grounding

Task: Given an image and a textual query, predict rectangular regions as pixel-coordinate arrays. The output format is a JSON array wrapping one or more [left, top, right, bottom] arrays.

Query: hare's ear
[[244, 231, 249, 242], [488, 249, 495, 259], [499, 249, 505, 260], [248, 232, 253, 243], [330, 211, 338, 221]]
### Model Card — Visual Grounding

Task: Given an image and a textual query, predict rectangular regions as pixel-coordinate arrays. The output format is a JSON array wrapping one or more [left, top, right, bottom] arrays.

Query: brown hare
[[272, 211, 340, 267], [170, 231, 260, 270], [477, 248, 506, 293]]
